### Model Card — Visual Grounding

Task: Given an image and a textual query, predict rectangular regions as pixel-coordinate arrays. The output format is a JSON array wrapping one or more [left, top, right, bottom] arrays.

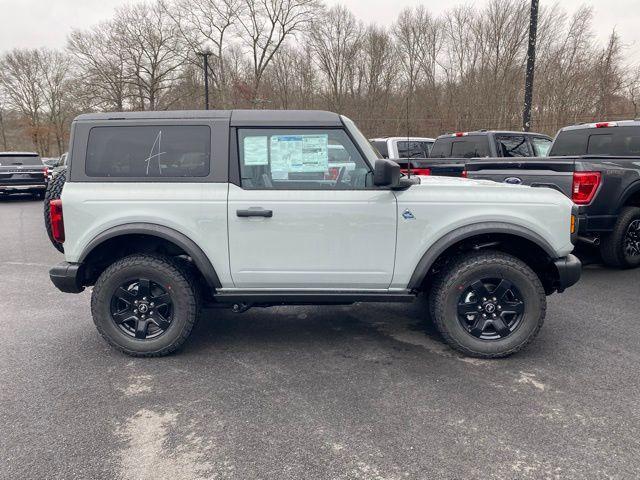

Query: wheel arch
[[408, 222, 557, 291], [79, 223, 222, 290], [619, 181, 640, 210]]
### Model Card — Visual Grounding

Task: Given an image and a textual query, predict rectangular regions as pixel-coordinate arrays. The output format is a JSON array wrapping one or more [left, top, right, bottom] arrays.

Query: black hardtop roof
[[74, 109, 343, 127]]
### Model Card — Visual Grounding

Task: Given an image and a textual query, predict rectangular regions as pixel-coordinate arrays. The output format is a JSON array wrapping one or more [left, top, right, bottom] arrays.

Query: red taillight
[[572, 172, 601, 205], [455, 132, 466, 137], [44, 167, 49, 179], [594, 122, 617, 128], [461, 170, 468, 178], [49, 199, 65, 243], [326, 167, 339, 180], [401, 168, 431, 176]]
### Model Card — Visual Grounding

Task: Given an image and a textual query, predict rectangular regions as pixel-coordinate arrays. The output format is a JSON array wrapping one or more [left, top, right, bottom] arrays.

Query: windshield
[[341, 116, 382, 163], [0, 154, 42, 166]]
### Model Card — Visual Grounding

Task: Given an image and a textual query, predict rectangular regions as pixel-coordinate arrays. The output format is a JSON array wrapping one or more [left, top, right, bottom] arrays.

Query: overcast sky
[[0, 0, 638, 65]]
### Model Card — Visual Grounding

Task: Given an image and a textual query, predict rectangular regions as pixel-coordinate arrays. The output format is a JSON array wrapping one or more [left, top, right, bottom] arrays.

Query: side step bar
[[213, 291, 417, 306]]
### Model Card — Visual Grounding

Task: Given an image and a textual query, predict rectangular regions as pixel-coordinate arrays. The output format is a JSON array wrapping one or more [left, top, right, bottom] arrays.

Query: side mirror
[[373, 159, 401, 187]]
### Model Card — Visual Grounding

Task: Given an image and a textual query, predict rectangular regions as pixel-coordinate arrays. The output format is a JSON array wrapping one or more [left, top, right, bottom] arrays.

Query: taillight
[[44, 167, 49, 179], [572, 172, 601, 205], [594, 122, 617, 128], [401, 168, 431, 176], [49, 199, 65, 243], [461, 170, 468, 178], [455, 132, 467, 137]]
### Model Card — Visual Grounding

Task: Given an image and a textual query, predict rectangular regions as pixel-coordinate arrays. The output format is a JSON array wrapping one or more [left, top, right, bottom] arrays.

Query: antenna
[[406, 91, 412, 178]]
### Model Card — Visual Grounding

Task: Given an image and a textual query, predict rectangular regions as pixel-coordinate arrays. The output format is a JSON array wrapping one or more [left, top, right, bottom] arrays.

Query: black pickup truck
[[466, 121, 640, 268], [0, 152, 48, 199], [401, 130, 553, 177]]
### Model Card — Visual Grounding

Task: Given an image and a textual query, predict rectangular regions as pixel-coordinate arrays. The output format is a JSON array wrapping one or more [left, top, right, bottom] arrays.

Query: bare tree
[[114, 1, 186, 110], [236, 0, 320, 103], [309, 5, 362, 112], [0, 49, 45, 151], [163, 0, 241, 106], [68, 22, 129, 111]]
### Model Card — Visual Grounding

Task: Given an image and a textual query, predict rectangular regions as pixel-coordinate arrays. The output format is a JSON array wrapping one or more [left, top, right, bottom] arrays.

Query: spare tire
[[44, 168, 67, 253]]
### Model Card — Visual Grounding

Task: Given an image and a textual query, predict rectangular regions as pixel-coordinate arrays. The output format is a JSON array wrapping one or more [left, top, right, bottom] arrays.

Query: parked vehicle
[[370, 136, 435, 160], [0, 152, 48, 199], [466, 120, 640, 268], [430, 130, 553, 159], [48, 110, 580, 358]]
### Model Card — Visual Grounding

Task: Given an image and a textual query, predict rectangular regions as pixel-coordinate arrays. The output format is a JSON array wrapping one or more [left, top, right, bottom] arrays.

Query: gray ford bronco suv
[[48, 110, 581, 358]]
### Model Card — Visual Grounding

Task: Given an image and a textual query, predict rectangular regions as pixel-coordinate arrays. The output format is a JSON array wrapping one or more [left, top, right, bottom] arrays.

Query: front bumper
[[49, 262, 85, 293], [552, 254, 582, 292]]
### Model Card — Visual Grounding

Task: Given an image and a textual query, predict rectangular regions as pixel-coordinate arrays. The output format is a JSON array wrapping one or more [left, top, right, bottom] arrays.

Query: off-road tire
[[430, 250, 546, 358], [91, 254, 200, 357], [600, 206, 640, 269], [43, 168, 67, 253]]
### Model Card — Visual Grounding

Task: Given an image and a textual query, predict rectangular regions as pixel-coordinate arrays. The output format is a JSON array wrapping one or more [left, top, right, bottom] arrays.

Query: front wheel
[[430, 251, 546, 358], [91, 254, 200, 357]]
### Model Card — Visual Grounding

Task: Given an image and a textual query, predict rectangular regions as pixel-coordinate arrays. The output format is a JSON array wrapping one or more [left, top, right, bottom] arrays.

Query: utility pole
[[522, 0, 539, 132], [196, 50, 212, 110]]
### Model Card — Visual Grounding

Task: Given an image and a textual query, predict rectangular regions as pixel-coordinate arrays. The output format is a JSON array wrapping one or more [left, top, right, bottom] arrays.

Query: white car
[[370, 136, 435, 160], [48, 110, 581, 358]]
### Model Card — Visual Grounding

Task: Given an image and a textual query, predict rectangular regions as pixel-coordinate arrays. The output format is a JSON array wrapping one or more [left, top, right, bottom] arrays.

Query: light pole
[[196, 50, 212, 110], [522, 0, 539, 132]]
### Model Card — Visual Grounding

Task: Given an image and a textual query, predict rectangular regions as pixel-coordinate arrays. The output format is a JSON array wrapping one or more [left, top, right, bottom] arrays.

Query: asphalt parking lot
[[1, 196, 639, 480]]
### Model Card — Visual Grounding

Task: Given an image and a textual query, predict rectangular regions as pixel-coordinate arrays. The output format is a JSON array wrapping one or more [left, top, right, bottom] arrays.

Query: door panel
[[227, 184, 397, 289]]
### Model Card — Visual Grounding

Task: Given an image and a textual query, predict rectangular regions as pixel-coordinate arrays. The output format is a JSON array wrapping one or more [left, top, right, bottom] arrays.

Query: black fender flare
[[407, 222, 557, 290], [617, 180, 640, 212], [79, 222, 222, 289]]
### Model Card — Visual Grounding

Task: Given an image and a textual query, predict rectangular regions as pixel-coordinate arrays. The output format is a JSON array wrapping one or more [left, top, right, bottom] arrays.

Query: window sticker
[[244, 136, 269, 165], [270, 134, 329, 176]]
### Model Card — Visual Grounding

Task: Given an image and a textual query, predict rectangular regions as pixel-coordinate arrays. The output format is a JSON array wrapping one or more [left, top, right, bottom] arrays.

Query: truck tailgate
[[465, 158, 576, 198]]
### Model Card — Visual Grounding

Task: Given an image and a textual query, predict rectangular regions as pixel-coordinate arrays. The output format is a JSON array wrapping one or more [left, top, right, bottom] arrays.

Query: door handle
[[236, 208, 273, 218]]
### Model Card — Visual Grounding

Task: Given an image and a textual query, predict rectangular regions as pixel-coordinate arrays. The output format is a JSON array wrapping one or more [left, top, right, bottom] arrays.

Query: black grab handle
[[236, 208, 273, 218]]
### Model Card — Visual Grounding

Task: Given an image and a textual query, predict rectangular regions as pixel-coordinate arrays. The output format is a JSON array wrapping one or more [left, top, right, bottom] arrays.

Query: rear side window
[[85, 125, 211, 177], [587, 134, 613, 154], [397, 141, 432, 158], [450, 138, 489, 158], [429, 139, 452, 158], [371, 140, 389, 158]]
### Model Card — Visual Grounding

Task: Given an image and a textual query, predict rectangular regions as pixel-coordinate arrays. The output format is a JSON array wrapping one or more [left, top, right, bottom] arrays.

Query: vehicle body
[[430, 131, 553, 159], [0, 152, 48, 198], [369, 136, 468, 178], [48, 110, 580, 358], [407, 131, 553, 178], [466, 120, 640, 268]]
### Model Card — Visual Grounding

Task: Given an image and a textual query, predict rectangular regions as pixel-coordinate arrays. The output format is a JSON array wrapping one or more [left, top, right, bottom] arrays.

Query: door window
[[496, 135, 531, 157], [238, 129, 372, 189]]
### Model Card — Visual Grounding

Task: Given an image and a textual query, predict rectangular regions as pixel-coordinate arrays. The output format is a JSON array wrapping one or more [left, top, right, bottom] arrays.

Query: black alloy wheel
[[456, 278, 525, 340], [110, 278, 173, 340], [623, 219, 640, 260]]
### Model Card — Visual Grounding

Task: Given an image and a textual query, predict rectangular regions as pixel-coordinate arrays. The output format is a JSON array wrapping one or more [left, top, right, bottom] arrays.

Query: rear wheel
[[91, 254, 200, 357], [600, 206, 640, 269], [430, 251, 546, 358]]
